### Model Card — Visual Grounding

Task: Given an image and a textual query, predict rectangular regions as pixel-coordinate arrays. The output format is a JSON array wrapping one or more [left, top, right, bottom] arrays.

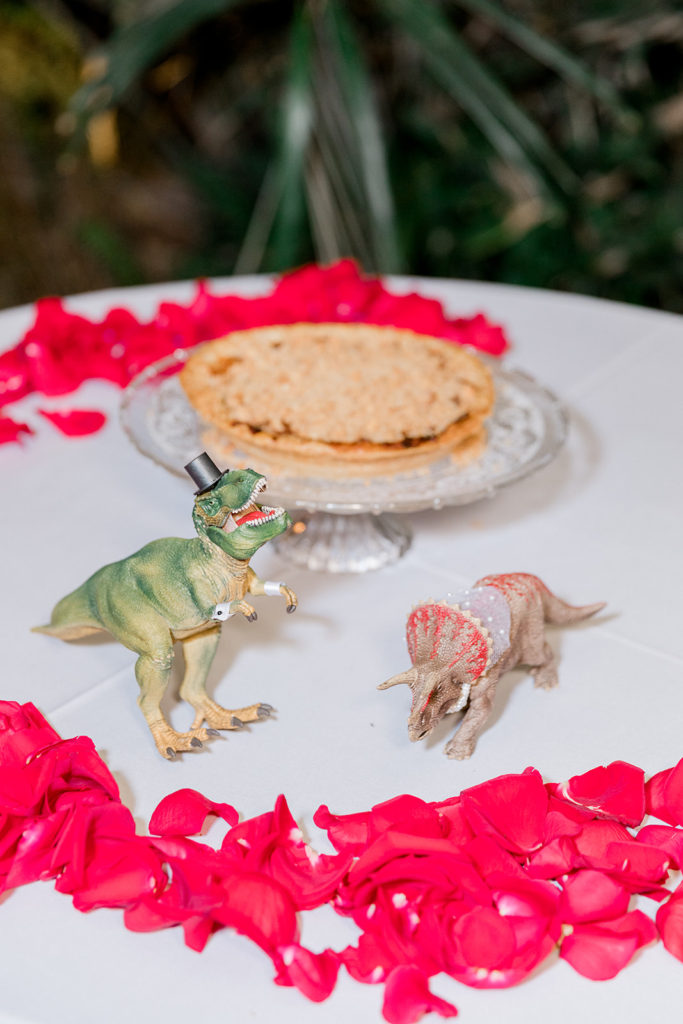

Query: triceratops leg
[[444, 675, 499, 760], [529, 641, 559, 690], [135, 647, 209, 759], [179, 627, 274, 730]]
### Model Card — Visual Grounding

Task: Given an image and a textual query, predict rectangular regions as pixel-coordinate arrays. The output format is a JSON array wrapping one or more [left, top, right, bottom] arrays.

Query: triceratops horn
[[378, 668, 417, 690]]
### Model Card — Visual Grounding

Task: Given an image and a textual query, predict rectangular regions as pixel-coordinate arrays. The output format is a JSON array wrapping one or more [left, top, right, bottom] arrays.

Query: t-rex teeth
[[244, 506, 285, 528], [233, 478, 268, 516]]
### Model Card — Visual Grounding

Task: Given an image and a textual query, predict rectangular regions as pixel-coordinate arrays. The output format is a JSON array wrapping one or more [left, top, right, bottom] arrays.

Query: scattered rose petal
[[313, 803, 371, 855], [214, 872, 299, 953], [637, 825, 683, 868], [429, 797, 474, 847], [275, 944, 340, 1001], [559, 911, 657, 980], [461, 768, 548, 855], [368, 795, 445, 842], [449, 313, 508, 355], [526, 835, 578, 879], [2, 701, 683, 1020], [382, 965, 458, 1024], [0, 347, 31, 407], [38, 408, 107, 436], [0, 415, 33, 445], [646, 759, 683, 826], [463, 835, 527, 881], [0, 701, 62, 766], [149, 788, 238, 835], [556, 761, 646, 827], [572, 818, 634, 863], [656, 885, 683, 961], [560, 870, 630, 923], [598, 840, 671, 894]]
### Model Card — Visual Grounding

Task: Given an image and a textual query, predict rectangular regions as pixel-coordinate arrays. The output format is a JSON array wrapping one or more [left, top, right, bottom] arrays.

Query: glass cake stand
[[120, 351, 568, 572]]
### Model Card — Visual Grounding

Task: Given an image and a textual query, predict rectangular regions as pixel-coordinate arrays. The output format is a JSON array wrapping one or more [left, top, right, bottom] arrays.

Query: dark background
[[2, 0, 682, 311]]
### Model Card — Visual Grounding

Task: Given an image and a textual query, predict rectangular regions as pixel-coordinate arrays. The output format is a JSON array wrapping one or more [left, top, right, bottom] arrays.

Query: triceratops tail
[[32, 586, 105, 641], [542, 590, 606, 626]]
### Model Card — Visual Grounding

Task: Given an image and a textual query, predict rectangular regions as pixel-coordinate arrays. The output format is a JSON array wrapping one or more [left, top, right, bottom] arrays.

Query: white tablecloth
[[1, 276, 682, 1024]]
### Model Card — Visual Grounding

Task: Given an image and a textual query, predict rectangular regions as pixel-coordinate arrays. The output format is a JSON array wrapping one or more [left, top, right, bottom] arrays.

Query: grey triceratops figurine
[[379, 572, 604, 760], [34, 453, 297, 760]]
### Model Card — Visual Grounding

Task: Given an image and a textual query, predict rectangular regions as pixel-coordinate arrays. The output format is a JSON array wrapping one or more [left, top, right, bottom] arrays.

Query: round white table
[[1, 276, 682, 1024]]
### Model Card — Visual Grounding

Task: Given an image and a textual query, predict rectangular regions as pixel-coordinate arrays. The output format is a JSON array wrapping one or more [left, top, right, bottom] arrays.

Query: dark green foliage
[[2, 0, 683, 310]]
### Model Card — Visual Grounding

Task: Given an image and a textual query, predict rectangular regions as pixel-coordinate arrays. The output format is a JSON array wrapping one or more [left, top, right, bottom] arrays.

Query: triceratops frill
[[379, 573, 605, 760]]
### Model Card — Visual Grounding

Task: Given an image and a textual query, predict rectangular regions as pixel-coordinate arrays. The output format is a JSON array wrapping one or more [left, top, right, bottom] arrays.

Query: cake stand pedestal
[[274, 511, 412, 573]]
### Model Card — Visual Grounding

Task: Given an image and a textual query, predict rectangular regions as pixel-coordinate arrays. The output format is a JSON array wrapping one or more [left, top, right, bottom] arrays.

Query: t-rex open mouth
[[229, 478, 286, 529]]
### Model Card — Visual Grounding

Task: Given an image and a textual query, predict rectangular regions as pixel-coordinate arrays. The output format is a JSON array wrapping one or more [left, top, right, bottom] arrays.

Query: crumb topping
[[181, 323, 493, 446]]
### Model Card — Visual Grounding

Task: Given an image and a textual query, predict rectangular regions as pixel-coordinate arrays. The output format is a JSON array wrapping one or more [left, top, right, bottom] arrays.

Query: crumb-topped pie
[[179, 323, 495, 478]]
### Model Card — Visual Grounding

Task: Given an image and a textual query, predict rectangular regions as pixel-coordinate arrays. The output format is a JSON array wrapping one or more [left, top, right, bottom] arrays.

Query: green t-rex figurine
[[33, 454, 297, 759]]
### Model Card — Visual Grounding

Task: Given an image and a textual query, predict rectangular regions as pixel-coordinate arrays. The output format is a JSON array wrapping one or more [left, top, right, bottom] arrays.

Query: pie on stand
[[1, 272, 682, 1024]]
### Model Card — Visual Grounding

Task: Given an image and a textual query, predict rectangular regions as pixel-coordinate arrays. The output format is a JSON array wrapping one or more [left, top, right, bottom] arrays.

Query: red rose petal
[[214, 872, 299, 953], [526, 836, 578, 879], [0, 702, 61, 766], [149, 788, 238, 835], [0, 416, 33, 445], [557, 761, 645, 827], [382, 966, 457, 1024], [275, 944, 340, 1001], [268, 842, 352, 911], [38, 408, 107, 436], [449, 313, 508, 356], [343, 832, 489, 908], [656, 886, 683, 961], [464, 835, 527, 880], [369, 795, 445, 842], [491, 874, 560, 922], [455, 906, 516, 970], [572, 818, 633, 863], [601, 840, 671, 892], [646, 759, 683, 826], [429, 797, 474, 847], [3, 702, 683, 1014], [313, 803, 371, 855], [560, 870, 630, 923], [68, 838, 166, 911], [0, 346, 31, 406], [637, 825, 683, 868], [461, 768, 548, 855], [340, 931, 396, 983], [542, 798, 590, 842], [560, 911, 657, 980]]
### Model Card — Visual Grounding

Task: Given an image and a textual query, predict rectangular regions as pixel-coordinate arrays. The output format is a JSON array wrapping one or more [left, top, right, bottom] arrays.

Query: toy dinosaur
[[33, 453, 297, 759], [379, 573, 604, 760]]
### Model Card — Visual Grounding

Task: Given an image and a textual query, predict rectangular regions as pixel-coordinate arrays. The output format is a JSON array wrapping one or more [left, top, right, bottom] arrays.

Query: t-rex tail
[[32, 585, 105, 641], [542, 588, 605, 626]]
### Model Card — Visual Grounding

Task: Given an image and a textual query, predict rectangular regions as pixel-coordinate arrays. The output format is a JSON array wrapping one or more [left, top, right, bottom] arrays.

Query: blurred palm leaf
[[457, 0, 636, 126], [378, 0, 578, 194], [66, 0, 637, 273], [305, 0, 402, 271], [237, 3, 315, 272], [70, 0, 239, 122]]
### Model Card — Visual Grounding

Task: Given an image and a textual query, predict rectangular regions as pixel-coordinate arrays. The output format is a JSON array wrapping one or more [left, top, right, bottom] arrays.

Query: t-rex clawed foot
[[147, 719, 210, 760], [189, 697, 274, 731]]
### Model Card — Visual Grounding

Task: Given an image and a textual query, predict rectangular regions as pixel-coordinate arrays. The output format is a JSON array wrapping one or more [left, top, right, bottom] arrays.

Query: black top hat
[[184, 452, 229, 494]]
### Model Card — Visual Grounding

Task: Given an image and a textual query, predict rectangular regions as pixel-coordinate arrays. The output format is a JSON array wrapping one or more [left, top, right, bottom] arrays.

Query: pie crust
[[180, 322, 494, 478]]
